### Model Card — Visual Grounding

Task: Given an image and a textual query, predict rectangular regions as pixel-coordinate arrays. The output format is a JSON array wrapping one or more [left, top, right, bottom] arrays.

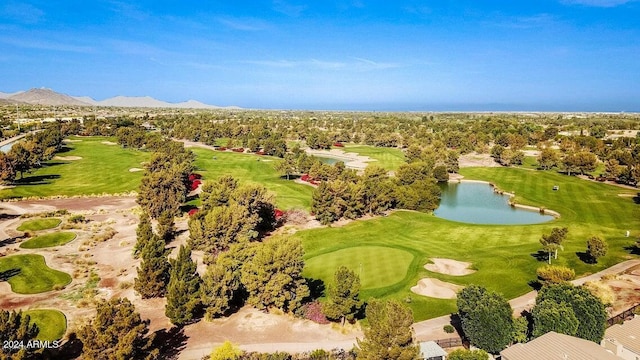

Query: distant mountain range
[[0, 88, 237, 109]]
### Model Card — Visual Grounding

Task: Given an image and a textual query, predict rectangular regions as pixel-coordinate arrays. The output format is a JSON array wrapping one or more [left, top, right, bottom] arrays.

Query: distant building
[[419, 341, 447, 360], [602, 316, 640, 360], [500, 332, 620, 360]]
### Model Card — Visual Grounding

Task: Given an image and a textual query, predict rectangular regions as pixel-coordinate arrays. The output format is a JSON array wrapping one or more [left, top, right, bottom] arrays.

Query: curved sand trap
[[54, 156, 82, 161], [425, 258, 475, 276], [411, 278, 464, 299], [129, 168, 144, 172], [101, 141, 117, 145]]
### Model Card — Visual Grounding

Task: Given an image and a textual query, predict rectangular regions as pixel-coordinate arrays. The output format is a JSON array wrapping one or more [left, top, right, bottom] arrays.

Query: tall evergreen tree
[[165, 245, 202, 326], [78, 297, 157, 360], [241, 237, 310, 312], [0, 310, 39, 359], [356, 299, 419, 360], [323, 266, 363, 325], [134, 235, 170, 298], [133, 211, 154, 259], [201, 244, 248, 320]]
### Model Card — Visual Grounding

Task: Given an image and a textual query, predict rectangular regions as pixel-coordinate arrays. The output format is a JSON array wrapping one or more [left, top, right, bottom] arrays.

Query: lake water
[[0, 141, 16, 153], [435, 181, 555, 225], [314, 156, 341, 165]]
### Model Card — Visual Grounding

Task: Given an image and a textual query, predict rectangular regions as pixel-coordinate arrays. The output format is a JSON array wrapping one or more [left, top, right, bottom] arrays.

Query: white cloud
[[560, 0, 634, 7]]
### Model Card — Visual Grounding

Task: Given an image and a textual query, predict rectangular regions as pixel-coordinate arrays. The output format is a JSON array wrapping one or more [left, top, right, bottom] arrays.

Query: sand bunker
[[129, 168, 144, 172], [101, 141, 118, 145], [425, 258, 476, 276], [54, 156, 82, 161], [411, 278, 464, 299]]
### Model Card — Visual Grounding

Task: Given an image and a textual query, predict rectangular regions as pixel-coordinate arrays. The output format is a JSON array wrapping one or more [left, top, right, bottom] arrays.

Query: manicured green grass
[[0, 254, 71, 294], [17, 218, 61, 231], [192, 148, 313, 210], [298, 167, 640, 320], [24, 309, 67, 341], [0, 136, 150, 200], [19, 232, 77, 249], [304, 246, 415, 290], [342, 144, 405, 171]]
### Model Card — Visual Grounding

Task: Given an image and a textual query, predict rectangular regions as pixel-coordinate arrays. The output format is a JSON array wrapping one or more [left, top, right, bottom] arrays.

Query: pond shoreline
[[446, 178, 561, 219]]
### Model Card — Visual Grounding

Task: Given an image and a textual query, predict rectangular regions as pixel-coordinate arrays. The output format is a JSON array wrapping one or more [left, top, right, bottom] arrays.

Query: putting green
[[24, 309, 67, 341], [20, 232, 77, 249], [0, 254, 71, 294], [17, 218, 61, 231], [304, 246, 415, 290]]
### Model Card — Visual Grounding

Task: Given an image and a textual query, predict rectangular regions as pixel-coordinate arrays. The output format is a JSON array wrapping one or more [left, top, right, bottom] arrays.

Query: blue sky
[[1, 1, 639, 111]]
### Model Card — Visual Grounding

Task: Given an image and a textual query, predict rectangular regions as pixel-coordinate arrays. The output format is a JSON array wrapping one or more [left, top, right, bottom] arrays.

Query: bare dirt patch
[[411, 278, 464, 299], [54, 156, 83, 161], [459, 152, 500, 168], [425, 258, 475, 276], [305, 149, 374, 170], [128, 168, 144, 172], [101, 141, 117, 145]]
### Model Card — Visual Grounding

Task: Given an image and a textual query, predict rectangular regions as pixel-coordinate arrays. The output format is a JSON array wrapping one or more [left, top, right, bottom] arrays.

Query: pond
[[435, 181, 555, 225], [0, 141, 16, 153], [314, 156, 342, 165]]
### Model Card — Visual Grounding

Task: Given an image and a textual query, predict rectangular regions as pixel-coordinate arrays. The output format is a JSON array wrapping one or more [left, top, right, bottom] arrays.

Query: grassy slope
[[342, 144, 405, 171], [0, 136, 149, 200], [192, 148, 313, 210], [17, 218, 61, 231], [24, 309, 67, 341], [298, 167, 640, 320], [0, 254, 71, 294], [20, 232, 77, 249]]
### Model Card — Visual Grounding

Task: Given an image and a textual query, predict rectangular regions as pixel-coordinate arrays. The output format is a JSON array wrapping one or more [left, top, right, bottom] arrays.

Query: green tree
[[165, 245, 202, 326], [156, 210, 175, 242], [532, 299, 579, 338], [209, 340, 242, 360], [8, 143, 34, 179], [274, 153, 297, 180], [232, 183, 276, 232], [536, 265, 575, 285], [534, 283, 607, 342], [78, 297, 157, 360], [0, 152, 16, 184], [586, 236, 608, 263], [134, 235, 170, 298], [540, 227, 568, 264], [188, 203, 258, 260], [323, 266, 363, 325], [358, 165, 395, 215], [457, 285, 514, 354], [537, 148, 559, 170], [200, 175, 238, 210], [0, 310, 39, 359], [133, 211, 154, 259], [241, 237, 310, 312], [201, 244, 248, 320], [137, 166, 187, 219], [433, 165, 449, 182], [356, 299, 419, 360], [447, 349, 489, 360]]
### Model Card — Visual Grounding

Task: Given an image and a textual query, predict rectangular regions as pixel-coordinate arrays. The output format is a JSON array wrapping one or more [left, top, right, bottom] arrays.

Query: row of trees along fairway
[[311, 163, 442, 225], [159, 111, 640, 186], [0, 125, 67, 183]]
